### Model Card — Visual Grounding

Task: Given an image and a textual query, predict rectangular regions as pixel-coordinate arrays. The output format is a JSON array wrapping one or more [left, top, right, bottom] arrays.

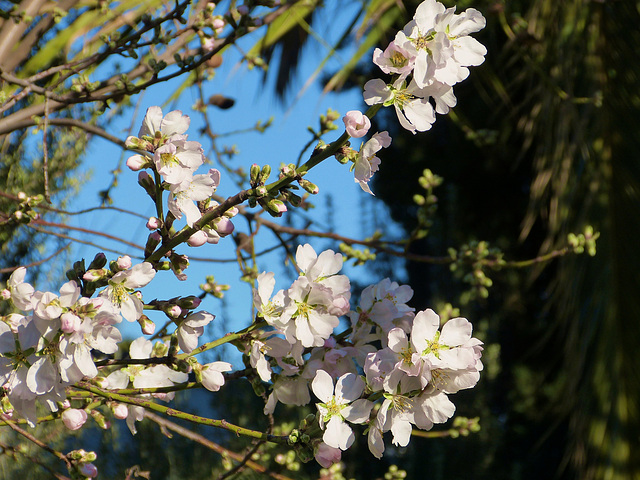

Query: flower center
[[390, 51, 408, 68]]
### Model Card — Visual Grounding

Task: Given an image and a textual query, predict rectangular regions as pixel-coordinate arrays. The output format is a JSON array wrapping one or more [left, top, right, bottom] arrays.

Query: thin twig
[[0, 414, 71, 470], [144, 412, 294, 480], [43, 95, 51, 203], [0, 440, 71, 480]]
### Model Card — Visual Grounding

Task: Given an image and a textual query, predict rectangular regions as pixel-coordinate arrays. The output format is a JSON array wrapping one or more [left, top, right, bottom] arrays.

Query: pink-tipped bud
[[125, 136, 140, 149], [1, 289, 10, 300], [188, 231, 208, 247], [146, 217, 161, 230], [126, 155, 146, 171], [168, 305, 182, 318], [79, 463, 98, 478], [343, 110, 371, 138], [112, 403, 129, 420], [137, 315, 156, 335], [212, 18, 225, 32], [62, 408, 88, 431], [83, 268, 107, 282], [116, 255, 132, 270], [214, 217, 234, 236]]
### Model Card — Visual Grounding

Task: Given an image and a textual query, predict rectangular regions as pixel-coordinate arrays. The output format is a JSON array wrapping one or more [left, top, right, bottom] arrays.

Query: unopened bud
[[298, 178, 319, 195], [146, 217, 161, 230], [137, 315, 156, 335], [125, 136, 141, 149], [87, 252, 107, 270], [112, 403, 129, 420], [254, 185, 268, 197], [212, 17, 225, 33], [60, 312, 82, 333], [83, 268, 108, 282], [138, 171, 154, 187], [62, 408, 88, 431], [116, 255, 132, 270], [187, 230, 208, 247], [0, 396, 13, 415], [237, 5, 249, 15], [168, 305, 182, 318], [177, 296, 201, 309], [126, 155, 146, 171], [90, 410, 110, 430], [250, 163, 261, 185], [262, 198, 287, 217], [79, 463, 98, 478], [258, 165, 271, 184], [213, 217, 234, 236], [145, 231, 162, 256]]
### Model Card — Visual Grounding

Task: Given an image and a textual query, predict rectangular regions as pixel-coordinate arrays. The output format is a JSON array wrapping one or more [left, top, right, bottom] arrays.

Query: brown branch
[[31, 218, 144, 251], [0, 440, 71, 480], [0, 414, 71, 470]]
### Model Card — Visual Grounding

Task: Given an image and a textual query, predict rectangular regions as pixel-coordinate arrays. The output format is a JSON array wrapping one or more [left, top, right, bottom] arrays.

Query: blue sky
[[65, 1, 405, 350]]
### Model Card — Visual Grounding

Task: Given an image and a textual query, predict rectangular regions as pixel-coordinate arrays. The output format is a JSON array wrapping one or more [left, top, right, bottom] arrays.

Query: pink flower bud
[[60, 312, 81, 333], [188, 231, 208, 247], [146, 217, 161, 230], [126, 155, 145, 171], [112, 403, 129, 420], [1, 289, 10, 300], [343, 110, 371, 138], [117, 255, 132, 270], [62, 408, 88, 431], [214, 217, 234, 236], [168, 305, 182, 318], [212, 18, 225, 33], [125, 136, 139, 148], [137, 315, 156, 335], [79, 463, 98, 478], [138, 171, 151, 183]]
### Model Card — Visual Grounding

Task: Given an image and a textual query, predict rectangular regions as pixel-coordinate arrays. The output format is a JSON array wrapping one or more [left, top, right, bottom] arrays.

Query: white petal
[[335, 373, 364, 403], [343, 399, 373, 424], [311, 369, 334, 403]]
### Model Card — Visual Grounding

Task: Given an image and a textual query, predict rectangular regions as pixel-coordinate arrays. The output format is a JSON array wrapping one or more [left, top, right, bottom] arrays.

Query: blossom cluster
[[251, 244, 483, 463], [125, 106, 236, 247], [341, 0, 486, 195], [364, 0, 486, 134], [0, 258, 222, 433], [0, 1, 488, 475]]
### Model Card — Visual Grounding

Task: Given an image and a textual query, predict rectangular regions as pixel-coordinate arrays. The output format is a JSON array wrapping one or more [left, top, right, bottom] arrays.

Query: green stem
[[144, 104, 383, 264], [75, 381, 289, 444], [176, 319, 267, 359]]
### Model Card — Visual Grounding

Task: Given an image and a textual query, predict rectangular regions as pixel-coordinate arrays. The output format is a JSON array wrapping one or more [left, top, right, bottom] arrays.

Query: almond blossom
[[100, 262, 156, 322], [312, 370, 373, 450]]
